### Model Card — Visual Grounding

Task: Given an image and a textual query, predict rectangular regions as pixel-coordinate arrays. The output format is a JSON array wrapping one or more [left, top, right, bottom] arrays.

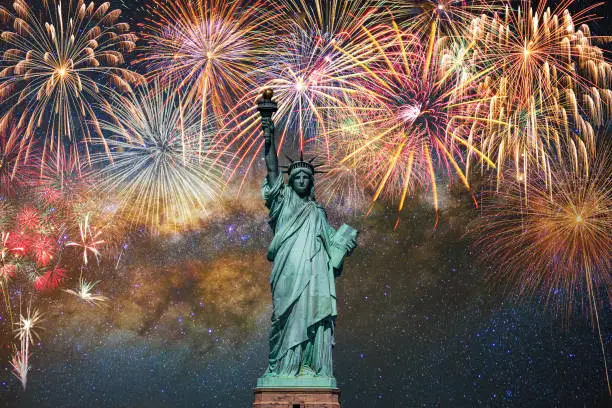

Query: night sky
[[1, 177, 609, 407], [0, 1, 611, 407]]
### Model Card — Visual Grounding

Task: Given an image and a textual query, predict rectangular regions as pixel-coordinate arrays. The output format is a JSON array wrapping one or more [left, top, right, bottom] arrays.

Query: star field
[[0, 182, 609, 407]]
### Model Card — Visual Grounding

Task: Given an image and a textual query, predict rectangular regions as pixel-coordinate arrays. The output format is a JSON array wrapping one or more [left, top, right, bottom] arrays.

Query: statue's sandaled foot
[[298, 366, 316, 377], [262, 370, 278, 378]]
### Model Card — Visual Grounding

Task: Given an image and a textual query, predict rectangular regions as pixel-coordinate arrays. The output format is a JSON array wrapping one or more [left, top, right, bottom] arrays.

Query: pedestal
[[253, 388, 341, 408]]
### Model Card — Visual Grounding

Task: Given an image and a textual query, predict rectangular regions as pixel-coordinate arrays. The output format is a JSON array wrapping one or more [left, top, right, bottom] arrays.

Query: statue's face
[[291, 172, 311, 198]]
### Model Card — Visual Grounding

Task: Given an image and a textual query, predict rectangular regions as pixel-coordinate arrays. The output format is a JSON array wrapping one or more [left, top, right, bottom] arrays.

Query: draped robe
[[262, 174, 339, 377]]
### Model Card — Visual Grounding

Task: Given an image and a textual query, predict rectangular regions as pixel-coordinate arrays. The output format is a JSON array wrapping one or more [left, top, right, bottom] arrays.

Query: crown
[[280, 151, 326, 175]]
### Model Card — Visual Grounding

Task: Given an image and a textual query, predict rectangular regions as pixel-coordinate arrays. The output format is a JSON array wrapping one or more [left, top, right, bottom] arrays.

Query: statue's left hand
[[346, 238, 357, 256]]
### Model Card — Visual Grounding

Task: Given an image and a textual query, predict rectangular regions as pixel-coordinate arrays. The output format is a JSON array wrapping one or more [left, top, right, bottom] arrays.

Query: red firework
[[31, 235, 55, 267], [39, 187, 63, 207], [16, 207, 40, 232], [0, 263, 16, 280], [5, 232, 31, 256], [33, 266, 67, 292]]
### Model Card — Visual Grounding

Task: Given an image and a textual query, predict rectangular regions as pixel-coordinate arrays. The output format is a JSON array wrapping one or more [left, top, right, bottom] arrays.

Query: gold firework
[[468, 1, 611, 189], [0, 0, 144, 171], [473, 148, 611, 392]]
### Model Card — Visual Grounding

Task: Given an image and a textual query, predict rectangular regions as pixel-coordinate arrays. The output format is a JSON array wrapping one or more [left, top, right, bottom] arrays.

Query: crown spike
[[283, 150, 325, 175]]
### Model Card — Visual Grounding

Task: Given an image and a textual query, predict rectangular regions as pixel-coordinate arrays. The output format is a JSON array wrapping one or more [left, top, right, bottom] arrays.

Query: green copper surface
[[256, 376, 338, 389], [256, 93, 358, 389]]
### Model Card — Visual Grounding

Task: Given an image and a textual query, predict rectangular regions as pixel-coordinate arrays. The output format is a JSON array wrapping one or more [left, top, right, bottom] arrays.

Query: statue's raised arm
[[257, 88, 278, 183]]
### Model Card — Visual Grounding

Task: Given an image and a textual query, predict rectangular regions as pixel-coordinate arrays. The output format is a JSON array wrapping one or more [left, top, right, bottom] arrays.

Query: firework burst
[[66, 213, 105, 265], [473, 148, 611, 392], [0, 0, 144, 170], [64, 278, 108, 305], [16, 206, 41, 232], [317, 157, 371, 214], [32, 265, 67, 291], [468, 0, 611, 188], [312, 108, 371, 212], [473, 152, 611, 309], [138, 0, 271, 125], [31, 234, 55, 267], [32, 153, 95, 219], [93, 82, 226, 233], [330, 22, 494, 218]]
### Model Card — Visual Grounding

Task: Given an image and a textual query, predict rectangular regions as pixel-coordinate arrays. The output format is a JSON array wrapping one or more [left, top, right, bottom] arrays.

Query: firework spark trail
[[0, 120, 31, 198], [467, 0, 611, 190], [386, 0, 502, 39], [0, 242, 15, 325], [92, 82, 226, 233], [282, 0, 380, 37], [0, 0, 144, 172], [66, 213, 105, 266], [11, 304, 43, 390]]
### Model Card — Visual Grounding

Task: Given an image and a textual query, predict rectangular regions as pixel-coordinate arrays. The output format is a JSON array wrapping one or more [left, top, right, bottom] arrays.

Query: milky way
[[0, 178, 609, 407]]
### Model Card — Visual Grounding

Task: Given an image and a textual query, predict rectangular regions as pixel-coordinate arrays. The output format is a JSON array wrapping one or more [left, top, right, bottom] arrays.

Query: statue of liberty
[[256, 89, 358, 388]]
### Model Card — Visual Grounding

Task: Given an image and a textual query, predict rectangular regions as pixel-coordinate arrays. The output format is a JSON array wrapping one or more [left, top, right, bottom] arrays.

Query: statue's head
[[289, 167, 314, 199], [284, 152, 323, 200], [285, 154, 319, 199]]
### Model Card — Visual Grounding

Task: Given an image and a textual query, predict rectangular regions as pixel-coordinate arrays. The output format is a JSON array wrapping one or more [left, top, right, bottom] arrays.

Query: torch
[[257, 88, 277, 143]]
